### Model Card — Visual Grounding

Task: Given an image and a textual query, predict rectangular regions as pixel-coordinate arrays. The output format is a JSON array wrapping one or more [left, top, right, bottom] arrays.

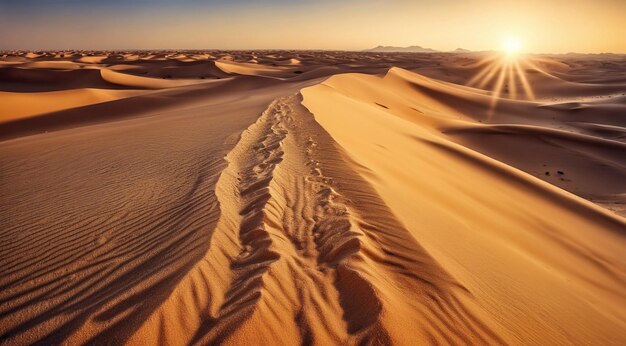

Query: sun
[[502, 36, 522, 55], [467, 40, 543, 118]]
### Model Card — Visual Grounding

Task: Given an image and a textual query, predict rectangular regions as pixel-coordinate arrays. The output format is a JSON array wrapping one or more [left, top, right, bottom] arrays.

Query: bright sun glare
[[502, 37, 522, 55], [468, 36, 543, 118]]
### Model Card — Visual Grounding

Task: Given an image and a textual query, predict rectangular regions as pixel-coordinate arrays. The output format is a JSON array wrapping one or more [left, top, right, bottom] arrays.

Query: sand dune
[[1, 50, 625, 345], [0, 88, 146, 122], [76, 55, 108, 64], [0, 67, 118, 92], [302, 68, 626, 344], [100, 68, 213, 89], [215, 60, 301, 79]]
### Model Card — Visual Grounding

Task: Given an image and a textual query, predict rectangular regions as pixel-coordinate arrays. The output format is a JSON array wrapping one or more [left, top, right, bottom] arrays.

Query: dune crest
[[125, 95, 504, 345], [99, 69, 213, 89], [215, 60, 299, 79]]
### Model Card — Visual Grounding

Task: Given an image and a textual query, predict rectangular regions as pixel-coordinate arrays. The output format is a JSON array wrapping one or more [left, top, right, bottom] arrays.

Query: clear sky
[[1, 0, 624, 53]]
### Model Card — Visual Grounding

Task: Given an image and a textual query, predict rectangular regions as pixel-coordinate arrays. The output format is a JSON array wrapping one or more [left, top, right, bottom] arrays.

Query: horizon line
[[2, 48, 625, 55]]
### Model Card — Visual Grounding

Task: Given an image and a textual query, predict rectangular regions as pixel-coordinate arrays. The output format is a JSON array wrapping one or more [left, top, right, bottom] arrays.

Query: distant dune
[[0, 88, 146, 123], [1, 50, 626, 345], [363, 45, 474, 53], [363, 45, 439, 53]]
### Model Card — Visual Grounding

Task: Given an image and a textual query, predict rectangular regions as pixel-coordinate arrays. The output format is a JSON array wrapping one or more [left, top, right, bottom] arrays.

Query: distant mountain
[[364, 45, 438, 53], [451, 48, 471, 53]]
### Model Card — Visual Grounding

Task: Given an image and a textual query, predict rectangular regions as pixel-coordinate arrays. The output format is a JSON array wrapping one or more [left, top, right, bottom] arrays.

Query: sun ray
[[488, 62, 508, 117], [477, 61, 504, 89], [514, 58, 535, 100], [525, 59, 558, 79], [467, 38, 539, 117], [467, 54, 501, 69], [507, 60, 517, 99], [467, 60, 501, 87]]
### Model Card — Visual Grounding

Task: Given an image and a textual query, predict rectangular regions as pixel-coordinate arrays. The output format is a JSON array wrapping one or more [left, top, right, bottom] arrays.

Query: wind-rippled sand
[[1, 50, 625, 345]]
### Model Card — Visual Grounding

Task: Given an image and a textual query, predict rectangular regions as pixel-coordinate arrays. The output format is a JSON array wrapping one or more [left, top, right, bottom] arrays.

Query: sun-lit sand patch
[[215, 60, 300, 78], [76, 55, 108, 64], [0, 88, 147, 122], [100, 68, 214, 89]]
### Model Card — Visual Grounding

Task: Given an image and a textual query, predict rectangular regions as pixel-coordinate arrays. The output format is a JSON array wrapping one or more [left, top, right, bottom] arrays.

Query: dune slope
[[301, 68, 626, 344]]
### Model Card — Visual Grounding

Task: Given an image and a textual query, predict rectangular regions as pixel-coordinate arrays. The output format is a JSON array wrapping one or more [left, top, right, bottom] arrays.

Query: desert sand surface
[[1, 50, 626, 345]]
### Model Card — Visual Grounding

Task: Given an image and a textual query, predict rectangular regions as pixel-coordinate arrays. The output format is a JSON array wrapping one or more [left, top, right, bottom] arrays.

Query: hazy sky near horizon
[[1, 0, 624, 53]]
